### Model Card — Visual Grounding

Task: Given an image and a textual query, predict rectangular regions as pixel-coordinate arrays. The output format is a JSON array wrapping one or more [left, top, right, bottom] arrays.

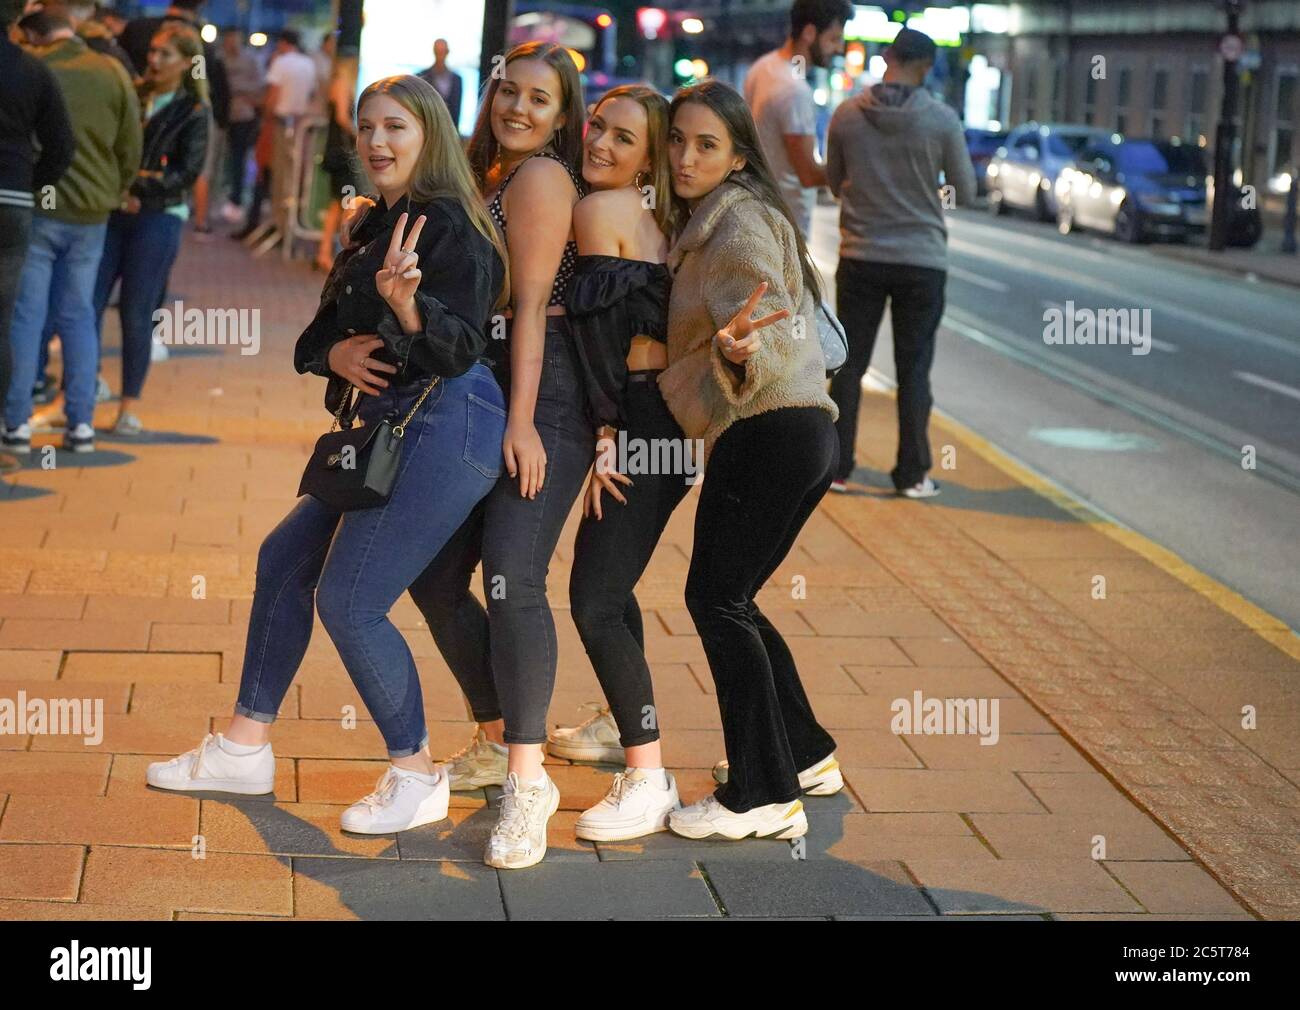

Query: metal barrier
[[284, 115, 330, 260]]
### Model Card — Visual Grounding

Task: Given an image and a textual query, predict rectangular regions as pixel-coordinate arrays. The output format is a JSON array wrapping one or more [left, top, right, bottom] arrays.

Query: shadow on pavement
[[845, 463, 1081, 523]]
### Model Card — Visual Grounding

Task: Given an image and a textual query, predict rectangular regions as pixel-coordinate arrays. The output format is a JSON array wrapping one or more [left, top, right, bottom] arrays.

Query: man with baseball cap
[[825, 26, 975, 499]]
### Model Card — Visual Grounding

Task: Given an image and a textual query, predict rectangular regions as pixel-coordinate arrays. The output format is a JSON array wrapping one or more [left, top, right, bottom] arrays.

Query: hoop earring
[[633, 170, 649, 191]]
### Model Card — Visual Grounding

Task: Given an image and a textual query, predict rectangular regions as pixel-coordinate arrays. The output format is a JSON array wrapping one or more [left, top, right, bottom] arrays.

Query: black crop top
[[565, 254, 671, 428], [488, 149, 583, 308]]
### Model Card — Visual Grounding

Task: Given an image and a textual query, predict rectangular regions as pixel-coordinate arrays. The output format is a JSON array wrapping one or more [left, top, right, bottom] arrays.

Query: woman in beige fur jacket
[[660, 81, 843, 845]]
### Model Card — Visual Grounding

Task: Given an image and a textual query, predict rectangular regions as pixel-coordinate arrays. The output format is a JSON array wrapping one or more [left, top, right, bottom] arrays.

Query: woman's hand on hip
[[715, 281, 789, 365], [503, 418, 546, 499], [327, 334, 397, 395]]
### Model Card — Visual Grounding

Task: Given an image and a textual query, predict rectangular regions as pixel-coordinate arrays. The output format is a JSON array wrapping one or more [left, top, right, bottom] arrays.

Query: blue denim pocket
[[464, 392, 507, 479]]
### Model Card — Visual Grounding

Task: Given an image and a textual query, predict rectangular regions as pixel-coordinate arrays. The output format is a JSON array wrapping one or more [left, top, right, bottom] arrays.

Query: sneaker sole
[[485, 787, 561, 869], [146, 775, 274, 795], [668, 811, 808, 842], [544, 740, 625, 763], [340, 798, 450, 835], [2, 445, 30, 455], [64, 444, 94, 454], [573, 805, 678, 843]]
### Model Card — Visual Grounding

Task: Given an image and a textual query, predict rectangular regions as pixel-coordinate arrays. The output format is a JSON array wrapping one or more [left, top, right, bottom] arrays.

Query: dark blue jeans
[[93, 209, 184, 400], [235, 364, 507, 758], [408, 318, 593, 744], [0, 206, 32, 429], [5, 216, 107, 430]]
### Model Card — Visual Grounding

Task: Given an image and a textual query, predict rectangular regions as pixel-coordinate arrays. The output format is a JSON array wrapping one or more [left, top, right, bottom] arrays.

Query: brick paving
[[0, 230, 1294, 919]]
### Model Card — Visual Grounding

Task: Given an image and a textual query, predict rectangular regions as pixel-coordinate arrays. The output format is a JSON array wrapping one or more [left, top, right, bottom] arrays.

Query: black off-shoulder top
[[565, 254, 671, 428]]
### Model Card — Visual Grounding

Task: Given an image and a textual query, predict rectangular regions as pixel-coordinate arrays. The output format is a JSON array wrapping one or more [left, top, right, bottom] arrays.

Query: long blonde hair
[[357, 74, 509, 309], [141, 23, 209, 106]]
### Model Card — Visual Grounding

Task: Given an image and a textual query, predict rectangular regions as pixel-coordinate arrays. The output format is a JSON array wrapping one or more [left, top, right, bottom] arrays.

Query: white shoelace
[[173, 733, 215, 777], [357, 769, 404, 811], [607, 771, 646, 808], [496, 783, 548, 843]]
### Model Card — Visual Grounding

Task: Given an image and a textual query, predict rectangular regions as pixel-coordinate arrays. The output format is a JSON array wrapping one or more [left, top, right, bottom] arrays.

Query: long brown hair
[[669, 79, 822, 303], [358, 75, 509, 309], [590, 84, 676, 237], [466, 41, 584, 189], [141, 23, 209, 106]]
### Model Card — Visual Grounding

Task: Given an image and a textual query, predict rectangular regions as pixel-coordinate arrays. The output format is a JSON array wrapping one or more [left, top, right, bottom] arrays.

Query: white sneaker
[[546, 703, 623, 763], [442, 728, 508, 790], [574, 768, 681, 842], [220, 201, 244, 224], [484, 771, 560, 869], [897, 477, 940, 499], [2, 424, 31, 454], [95, 375, 112, 403], [828, 479, 849, 494], [340, 765, 449, 834], [712, 753, 843, 796], [146, 732, 274, 794], [668, 794, 808, 841], [151, 338, 169, 363]]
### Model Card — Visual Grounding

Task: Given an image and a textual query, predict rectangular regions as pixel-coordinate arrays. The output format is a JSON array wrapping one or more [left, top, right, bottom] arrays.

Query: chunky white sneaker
[[146, 733, 274, 794], [484, 771, 560, 869], [712, 754, 843, 796], [2, 424, 31, 455], [62, 423, 95, 454], [668, 794, 808, 841], [574, 768, 681, 842], [442, 728, 508, 790], [339, 765, 449, 834], [546, 703, 623, 763]]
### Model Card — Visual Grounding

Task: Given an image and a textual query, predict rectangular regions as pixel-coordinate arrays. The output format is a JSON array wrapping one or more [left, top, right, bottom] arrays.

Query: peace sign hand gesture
[[375, 212, 427, 309], [714, 281, 790, 365]]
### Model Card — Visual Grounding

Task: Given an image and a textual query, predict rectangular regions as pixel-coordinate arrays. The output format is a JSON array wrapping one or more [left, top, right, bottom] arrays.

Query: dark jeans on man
[[830, 257, 946, 489], [407, 318, 593, 744], [569, 373, 693, 747], [685, 406, 839, 813], [0, 206, 33, 428], [225, 119, 260, 205]]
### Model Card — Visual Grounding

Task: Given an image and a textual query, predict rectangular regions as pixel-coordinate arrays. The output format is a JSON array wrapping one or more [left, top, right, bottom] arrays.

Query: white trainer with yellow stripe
[[668, 794, 807, 841], [711, 754, 843, 796]]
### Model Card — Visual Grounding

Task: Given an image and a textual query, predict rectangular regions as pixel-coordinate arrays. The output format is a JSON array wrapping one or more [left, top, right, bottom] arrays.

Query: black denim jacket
[[294, 194, 504, 416], [132, 93, 209, 213]]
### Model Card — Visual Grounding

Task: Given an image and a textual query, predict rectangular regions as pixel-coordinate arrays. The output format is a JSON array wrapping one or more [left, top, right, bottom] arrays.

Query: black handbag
[[297, 379, 439, 511]]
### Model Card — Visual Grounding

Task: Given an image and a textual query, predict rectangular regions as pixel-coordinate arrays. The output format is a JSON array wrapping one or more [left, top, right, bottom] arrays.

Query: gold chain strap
[[391, 377, 440, 438]]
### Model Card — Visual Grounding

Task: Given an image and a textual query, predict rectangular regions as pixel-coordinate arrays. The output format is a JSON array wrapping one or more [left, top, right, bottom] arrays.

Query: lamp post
[[1208, 0, 1244, 251]]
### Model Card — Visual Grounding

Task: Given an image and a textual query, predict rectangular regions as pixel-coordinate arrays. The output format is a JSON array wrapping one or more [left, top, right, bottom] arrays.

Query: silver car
[[986, 123, 1111, 220]]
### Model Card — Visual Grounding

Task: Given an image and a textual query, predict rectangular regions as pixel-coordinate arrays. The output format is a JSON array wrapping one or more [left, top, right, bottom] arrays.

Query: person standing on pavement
[[416, 38, 462, 128], [404, 42, 590, 871], [147, 75, 511, 839], [91, 22, 209, 437], [825, 27, 975, 499], [218, 26, 262, 221], [3, 6, 139, 457], [0, 0, 74, 472], [659, 80, 843, 844], [546, 85, 686, 842], [742, 0, 850, 239], [261, 28, 317, 243]]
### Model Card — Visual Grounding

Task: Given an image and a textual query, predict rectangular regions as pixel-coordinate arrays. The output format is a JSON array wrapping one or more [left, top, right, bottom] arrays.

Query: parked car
[[1055, 137, 1208, 243], [986, 122, 1111, 220], [965, 127, 1008, 195]]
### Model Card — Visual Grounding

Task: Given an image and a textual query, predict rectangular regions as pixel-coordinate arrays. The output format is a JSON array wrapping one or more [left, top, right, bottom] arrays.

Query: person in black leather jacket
[[91, 22, 209, 436], [146, 75, 512, 840]]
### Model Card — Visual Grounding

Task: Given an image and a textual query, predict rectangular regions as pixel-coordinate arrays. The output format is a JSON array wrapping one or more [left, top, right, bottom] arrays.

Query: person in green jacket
[[2, 6, 140, 455]]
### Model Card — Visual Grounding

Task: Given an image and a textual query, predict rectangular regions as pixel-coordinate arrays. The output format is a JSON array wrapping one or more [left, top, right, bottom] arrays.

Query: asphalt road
[[809, 203, 1300, 630]]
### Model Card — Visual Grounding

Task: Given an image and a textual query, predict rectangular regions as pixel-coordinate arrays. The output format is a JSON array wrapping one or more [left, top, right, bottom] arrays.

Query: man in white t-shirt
[[263, 29, 317, 237], [743, 0, 851, 238]]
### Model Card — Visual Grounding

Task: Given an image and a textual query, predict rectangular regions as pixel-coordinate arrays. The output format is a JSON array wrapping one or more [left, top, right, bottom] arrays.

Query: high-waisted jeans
[[408, 319, 592, 745], [685, 406, 839, 812], [235, 363, 507, 757], [568, 372, 693, 747]]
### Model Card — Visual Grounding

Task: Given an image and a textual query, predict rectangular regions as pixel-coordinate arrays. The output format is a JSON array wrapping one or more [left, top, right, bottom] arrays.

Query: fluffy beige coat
[[658, 181, 837, 462]]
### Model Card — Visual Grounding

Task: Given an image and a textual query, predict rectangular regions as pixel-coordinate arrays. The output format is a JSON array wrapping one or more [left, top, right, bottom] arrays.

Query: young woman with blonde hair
[[146, 75, 510, 837]]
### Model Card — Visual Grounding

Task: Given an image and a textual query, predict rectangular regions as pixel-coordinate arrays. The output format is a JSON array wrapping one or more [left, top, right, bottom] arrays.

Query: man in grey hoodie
[[825, 27, 975, 498]]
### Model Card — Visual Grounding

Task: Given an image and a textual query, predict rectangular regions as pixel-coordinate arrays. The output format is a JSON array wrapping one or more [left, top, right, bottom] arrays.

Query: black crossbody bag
[[297, 379, 439, 511]]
